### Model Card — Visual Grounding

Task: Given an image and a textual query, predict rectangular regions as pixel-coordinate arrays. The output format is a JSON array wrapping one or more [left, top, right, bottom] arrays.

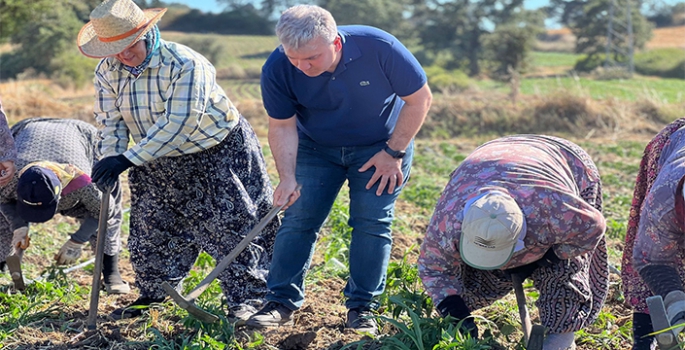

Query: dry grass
[[0, 80, 94, 124], [1, 79, 679, 143], [417, 86, 676, 142]]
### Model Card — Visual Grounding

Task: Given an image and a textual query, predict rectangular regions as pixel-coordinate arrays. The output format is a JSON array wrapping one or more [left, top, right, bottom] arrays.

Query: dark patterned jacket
[[0, 118, 122, 254], [0, 100, 16, 163]]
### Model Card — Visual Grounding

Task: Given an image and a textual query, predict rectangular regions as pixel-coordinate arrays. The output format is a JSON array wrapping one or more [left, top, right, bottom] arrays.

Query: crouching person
[[620, 118, 685, 350], [418, 135, 609, 350], [0, 117, 129, 294]]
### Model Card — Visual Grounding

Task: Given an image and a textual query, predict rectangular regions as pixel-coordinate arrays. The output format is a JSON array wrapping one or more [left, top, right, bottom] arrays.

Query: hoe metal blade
[[6, 252, 25, 291], [528, 325, 546, 350]]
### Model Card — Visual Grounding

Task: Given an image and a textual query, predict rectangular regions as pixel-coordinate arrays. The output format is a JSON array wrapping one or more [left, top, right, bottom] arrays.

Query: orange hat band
[[98, 19, 149, 43]]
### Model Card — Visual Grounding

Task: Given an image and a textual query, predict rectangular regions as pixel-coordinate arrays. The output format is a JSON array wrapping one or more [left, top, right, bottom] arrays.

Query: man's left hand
[[358, 150, 404, 196]]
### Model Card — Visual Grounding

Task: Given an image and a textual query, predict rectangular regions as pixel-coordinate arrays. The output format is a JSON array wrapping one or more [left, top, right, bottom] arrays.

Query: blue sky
[[170, 0, 559, 14], [169, 0, 683, 27]]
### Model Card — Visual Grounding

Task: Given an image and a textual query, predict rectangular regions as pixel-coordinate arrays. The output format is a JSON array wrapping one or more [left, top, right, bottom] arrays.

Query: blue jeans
[[266, 138, 414, 310]]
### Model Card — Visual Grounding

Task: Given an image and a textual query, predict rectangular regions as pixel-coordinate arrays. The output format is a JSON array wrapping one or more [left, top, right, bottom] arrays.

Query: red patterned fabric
[[621, 118, 685, 313]]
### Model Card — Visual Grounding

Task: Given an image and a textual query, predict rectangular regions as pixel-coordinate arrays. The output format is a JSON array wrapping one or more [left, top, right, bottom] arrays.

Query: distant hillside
[[538, 26, 685, 52], [647, 25, 685, 49]]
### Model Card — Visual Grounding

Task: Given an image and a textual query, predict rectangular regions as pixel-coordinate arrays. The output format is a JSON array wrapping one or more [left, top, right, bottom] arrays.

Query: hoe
[[511, 273, 545, 350], [163, 190, 296, 323]]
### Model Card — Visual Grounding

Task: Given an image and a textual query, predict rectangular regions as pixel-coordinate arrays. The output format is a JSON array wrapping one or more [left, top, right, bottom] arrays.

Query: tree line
[[0, 0, 683, 84]]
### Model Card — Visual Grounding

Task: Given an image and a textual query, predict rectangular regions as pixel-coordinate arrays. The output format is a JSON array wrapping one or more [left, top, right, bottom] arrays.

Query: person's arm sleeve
[[260, 64, 298, 120], [551, 192, 606, 259], [383, 38, 427, 97], [418, 210, 465, 307], [68, 184, 117, 241], [94, 68, 130, 158], [0, 100, 16, 163], [633, 206, 682, 272], [71, 217, 98, 243], [0, 202, 28, 231]]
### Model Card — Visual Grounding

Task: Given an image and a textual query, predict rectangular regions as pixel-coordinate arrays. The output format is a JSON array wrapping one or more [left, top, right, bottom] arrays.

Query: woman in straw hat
[[418, 135, 609, 350], [78, 0, 279, 321]]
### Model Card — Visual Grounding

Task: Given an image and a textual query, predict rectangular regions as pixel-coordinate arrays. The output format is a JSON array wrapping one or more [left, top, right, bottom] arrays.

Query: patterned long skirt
[[127, 116, 279, 307]]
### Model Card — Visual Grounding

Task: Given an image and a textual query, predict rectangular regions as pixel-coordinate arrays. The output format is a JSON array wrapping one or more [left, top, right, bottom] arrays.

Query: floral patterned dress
[[419, 135, 609, 334]]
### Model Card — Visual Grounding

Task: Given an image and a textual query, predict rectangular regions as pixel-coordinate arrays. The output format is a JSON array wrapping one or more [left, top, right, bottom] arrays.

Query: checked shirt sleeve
[[94, 69, 131, 158], [123, 61, 209, 165]]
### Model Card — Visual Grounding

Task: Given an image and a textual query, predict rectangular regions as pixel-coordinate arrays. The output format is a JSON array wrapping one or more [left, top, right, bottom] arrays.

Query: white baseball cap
[[460, 191, 524, 270]]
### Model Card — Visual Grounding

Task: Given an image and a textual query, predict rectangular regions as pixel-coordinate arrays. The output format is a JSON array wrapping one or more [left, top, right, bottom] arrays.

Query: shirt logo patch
[[359, 81, 370, 86]]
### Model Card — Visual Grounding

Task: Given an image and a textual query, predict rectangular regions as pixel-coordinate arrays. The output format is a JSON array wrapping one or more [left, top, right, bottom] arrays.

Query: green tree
[[413, 0, 527, 76], [574, 0, 652, 58], [549, 0, 653, 59], [318, 0, 410, 35], [0, 0, 52, 43], [1, 0, 99, 83], [483, 10, 546, 79]]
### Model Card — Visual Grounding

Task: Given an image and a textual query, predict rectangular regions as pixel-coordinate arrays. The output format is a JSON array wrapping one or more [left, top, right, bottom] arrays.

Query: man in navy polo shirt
[[246, 4, 432, 334]]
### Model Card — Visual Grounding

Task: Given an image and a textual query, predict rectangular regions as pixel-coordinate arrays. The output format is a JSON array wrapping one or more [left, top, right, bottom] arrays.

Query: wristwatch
[[383, 145, 406, 159]]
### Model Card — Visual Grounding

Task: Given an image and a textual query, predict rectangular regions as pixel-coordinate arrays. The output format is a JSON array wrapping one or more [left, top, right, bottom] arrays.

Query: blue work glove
[[437, 295, 479, 339], [91, 155, 133, 191]]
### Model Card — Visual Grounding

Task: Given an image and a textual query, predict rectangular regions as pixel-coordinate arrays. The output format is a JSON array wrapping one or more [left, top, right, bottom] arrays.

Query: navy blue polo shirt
[[261, 25, 426, 147]]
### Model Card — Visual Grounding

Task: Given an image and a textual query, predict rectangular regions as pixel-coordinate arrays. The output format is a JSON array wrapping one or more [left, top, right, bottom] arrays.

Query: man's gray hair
[[276, 5, 337, 50]]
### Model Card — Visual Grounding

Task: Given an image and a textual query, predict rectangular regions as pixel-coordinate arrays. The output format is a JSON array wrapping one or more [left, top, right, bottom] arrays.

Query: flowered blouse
[[418, 135, 606, 305]]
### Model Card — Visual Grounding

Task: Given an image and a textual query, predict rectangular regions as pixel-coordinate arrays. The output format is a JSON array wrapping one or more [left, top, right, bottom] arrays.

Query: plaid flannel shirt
[[93, 40, 239, 165]]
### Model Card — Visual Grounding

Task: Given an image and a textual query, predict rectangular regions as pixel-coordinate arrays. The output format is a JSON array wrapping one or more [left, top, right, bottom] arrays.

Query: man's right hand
[[273, 178, 300, 210]]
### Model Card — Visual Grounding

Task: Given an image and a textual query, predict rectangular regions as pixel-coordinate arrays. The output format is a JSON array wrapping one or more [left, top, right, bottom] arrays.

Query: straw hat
[[77, 0, 167, 58]]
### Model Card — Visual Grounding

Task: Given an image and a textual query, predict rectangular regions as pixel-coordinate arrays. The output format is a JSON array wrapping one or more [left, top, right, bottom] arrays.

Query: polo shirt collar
[[332, 30, 361, 75]]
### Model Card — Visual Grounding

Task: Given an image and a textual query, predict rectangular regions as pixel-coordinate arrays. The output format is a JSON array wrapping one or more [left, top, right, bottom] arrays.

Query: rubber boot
[[103, 253, 130, 294]]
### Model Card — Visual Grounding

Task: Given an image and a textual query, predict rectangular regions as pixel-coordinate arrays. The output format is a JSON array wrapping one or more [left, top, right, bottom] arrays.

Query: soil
[[1, 136, 641, 350]]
